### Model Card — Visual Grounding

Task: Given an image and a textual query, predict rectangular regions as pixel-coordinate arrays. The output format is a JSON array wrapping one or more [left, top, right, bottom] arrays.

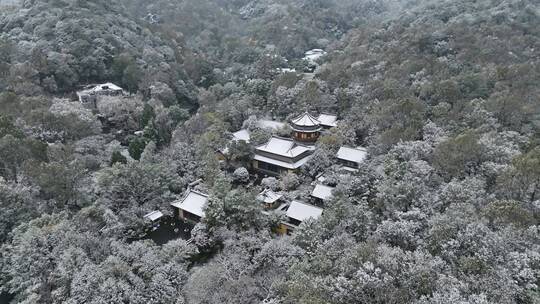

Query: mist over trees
[[0, 0, 539, 303]]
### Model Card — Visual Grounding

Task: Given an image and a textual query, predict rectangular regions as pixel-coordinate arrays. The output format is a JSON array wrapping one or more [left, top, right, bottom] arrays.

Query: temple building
[[257, 189, 284, 209], [311, 184, 335, 204], [76, 83, 124, 108], [336, 146, 368, 172], [278, 201, 323, 235], [290, 112, 322, 143], [170, 190, 209, 223], [253, 136, 314, 176]]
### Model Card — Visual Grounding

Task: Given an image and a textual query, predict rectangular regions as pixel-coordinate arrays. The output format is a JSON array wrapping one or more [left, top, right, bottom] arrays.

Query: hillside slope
[[0, 0, 197, 105]]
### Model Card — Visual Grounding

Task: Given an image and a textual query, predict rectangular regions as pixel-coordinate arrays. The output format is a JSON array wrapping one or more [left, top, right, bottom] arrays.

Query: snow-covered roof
[[303, 49, 327, 62], [170, 190, 208, 218], [316, 173, 327, 183], [291, 112, 321, 127], [286, 201, 323, 222], [337, 146, 368, 164], [232, 129, 250, 142], [306, 49, 325, 55], [317, 114, 338, 128], [278, 68, 297, 73], [257, 119, 286, 130], [311, 184, 335, 201], [79, 83, 123, 95], [143, 210, 163, 221], [257, 189, 283, 204], [254, 153, 312, 169], [256, 137, 312, 158], [339, 165, 359, 173]]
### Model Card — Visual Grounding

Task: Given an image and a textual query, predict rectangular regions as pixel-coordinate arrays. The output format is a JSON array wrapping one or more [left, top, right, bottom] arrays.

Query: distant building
[[170, 190, 209, 223], [77, 83, 124, 108], [253, 136, 314, 176], [278, 201, 323, 235], [290, 112, 322, 143], [303, 49, 327, 62], [277, 68, 297, 73], [302, 49, 327, 72], [317, 113, 338, 129], [311, 184, 335, 204], [257, 189, 284, 209], [336, 146, 368, 172]]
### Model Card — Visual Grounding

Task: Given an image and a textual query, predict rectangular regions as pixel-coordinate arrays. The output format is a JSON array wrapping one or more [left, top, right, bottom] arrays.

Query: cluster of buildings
[[168, 111, 368, 235], [168, 186, 330, 235], [244, 112, 366, 175], [77, 83, 366, 236]]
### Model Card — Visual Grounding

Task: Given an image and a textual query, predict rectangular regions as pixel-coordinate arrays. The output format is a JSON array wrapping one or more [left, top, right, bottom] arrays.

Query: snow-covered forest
[[0, 0, 539, 303]]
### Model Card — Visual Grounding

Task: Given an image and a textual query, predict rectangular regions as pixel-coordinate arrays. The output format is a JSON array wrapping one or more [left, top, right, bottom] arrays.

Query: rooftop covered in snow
[[336, 146, 368, 165], [255, 136, 312, 158], [253, 153, 312, 169], [317, 113, 338, 128], [291, 112, 321, 127], [303, 49, 327, 62], [232, 129, 250, 142], [257, 189, 283, 204], [171, 190, 209, 218], [311, 184, 335, 201], [286, 201, 323, 222], [78, 83, 123, 95], [143, 210, 164, 222]]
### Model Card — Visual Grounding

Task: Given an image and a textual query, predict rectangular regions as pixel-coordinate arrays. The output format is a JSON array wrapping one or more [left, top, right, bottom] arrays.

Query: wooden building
[[290, 112, 322, 143], [278, 201, 323, 235], [336, 146, 368, 172], [311, 184, 335, 204], [170, 190, 209, 223], [76, 83, 124, 109], [257, 189, 284, 209], [253, 136, 314, 176]]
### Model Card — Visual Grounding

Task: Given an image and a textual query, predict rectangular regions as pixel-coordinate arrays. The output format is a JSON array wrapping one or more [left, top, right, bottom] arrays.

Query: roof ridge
[[292, 112, 321, 126], [187, 189, 209, 197]]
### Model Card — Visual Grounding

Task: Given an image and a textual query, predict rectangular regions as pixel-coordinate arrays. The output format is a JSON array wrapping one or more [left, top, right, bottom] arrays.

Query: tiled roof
[[257, 189, 283, 204], [311, 184, 335, 201], [143, 210, 163, 221], [317, 113, 338, 128], [256, 137, 312, 158], [337, 146, 368, 164], [253, 153, 312, 169], [291, 112, 321, 127], [171, 190, 209, 218], [232, 129, 250, 142], [286, 201, 323, 222]]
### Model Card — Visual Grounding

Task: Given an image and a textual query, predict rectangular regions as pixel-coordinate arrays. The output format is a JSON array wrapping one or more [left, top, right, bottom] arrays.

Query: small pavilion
[[290, 112, 322, 143]]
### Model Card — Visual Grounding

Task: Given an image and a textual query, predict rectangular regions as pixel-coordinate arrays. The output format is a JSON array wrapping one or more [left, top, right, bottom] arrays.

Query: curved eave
[[291, 126, 322, 132]]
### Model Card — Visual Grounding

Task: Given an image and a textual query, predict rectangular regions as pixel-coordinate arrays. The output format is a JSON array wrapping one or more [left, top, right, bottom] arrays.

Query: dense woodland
[[0, 0, 539, 303]]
